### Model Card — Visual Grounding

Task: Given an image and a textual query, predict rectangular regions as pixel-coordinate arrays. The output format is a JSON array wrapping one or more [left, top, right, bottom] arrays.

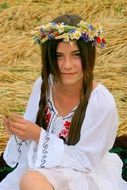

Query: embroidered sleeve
[[3, 77, 42, 167], [28, 129, 64, 168], [3, 135, 30, 167]]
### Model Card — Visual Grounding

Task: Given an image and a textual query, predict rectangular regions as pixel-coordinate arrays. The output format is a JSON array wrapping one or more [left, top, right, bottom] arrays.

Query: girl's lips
[[61, 73, 76, 75]]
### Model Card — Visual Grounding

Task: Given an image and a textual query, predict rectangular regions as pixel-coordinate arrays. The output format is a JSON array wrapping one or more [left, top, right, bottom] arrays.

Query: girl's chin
[[61, 78, 83, 86]]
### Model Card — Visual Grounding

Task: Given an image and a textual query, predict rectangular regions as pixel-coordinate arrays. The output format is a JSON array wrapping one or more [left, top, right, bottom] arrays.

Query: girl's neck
[[53, 82, 82, 99], [52, 82, 82, 117]]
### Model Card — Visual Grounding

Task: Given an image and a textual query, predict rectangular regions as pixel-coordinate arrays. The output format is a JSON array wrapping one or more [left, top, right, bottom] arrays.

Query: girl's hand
[[2, 116, 13, 135], [9, 114, 41, 142]]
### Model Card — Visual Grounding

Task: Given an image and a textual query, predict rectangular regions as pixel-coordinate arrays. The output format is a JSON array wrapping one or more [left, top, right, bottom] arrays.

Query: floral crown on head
[[33, 20, 106, 48]]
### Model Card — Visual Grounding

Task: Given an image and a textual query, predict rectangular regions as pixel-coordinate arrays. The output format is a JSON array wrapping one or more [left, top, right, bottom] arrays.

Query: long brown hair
[[36, 14, 96, 145]]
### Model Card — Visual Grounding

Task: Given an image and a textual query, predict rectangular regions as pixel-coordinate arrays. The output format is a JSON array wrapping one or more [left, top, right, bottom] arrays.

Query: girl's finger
[[6, 129, 13, 135], [9, 119, 25, 131], [11, 113, 23, 119], [10, 126, 22, 136], [3, 116, 8, 123], [2, 121, 13, 135], [2, 116, 11, 129], [10, 114, 25, 124]]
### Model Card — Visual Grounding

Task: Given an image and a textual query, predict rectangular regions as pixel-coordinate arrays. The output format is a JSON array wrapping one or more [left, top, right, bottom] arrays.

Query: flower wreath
[[33, 20, 106, 48]]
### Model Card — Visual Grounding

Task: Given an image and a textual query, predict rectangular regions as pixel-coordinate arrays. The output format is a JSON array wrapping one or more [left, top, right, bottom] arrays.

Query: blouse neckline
[[48, 76, 102, 119], [48, 82, 77, 119]]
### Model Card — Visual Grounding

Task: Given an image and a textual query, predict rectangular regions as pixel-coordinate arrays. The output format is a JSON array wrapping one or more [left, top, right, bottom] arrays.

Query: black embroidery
[[17, 142, 22, 160], [10, 161, 17, 165], [40, 132, 50, 168], [47, 99, 56, 131]]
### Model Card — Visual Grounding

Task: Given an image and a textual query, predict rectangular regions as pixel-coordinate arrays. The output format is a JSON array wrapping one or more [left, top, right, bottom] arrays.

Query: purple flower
[[48, 33, 55, 39], [69, 29, 76, 33], [88, 24, 94, 30], [80, 32, 89, 42], [101, 42, 105, 48], [51, 22, 57, 26]]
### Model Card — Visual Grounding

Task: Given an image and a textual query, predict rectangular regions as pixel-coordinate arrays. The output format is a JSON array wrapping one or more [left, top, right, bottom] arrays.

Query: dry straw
[[0, 0, 127, 152]]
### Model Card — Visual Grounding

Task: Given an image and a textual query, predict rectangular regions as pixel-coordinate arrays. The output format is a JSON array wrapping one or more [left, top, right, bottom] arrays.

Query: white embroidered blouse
[[3, 76, 118, 173]]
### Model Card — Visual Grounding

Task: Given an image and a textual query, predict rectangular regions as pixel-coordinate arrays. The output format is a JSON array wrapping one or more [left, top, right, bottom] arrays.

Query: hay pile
[[0, 0, 127, 153]]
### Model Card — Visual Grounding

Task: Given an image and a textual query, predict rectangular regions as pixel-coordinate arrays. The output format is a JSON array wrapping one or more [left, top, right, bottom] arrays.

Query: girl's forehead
[[56, 41, 79, 52]]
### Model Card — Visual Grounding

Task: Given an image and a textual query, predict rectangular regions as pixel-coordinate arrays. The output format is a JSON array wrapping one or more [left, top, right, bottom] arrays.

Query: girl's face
[[56, 41, 83, 86]]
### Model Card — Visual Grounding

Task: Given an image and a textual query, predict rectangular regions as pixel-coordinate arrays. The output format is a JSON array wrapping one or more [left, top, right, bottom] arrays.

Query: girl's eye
[[56, 54, 63, 59], [73, 53, 81, 57]]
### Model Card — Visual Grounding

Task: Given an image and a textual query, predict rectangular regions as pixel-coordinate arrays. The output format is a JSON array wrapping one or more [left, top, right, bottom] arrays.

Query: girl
[[0, 14, 127, 190]]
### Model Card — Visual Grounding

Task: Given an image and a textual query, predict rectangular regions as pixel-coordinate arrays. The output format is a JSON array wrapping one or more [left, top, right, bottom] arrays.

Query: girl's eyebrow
[[71, 50, 80, 54], [56, 52, 63, 54], [56, 50, 80, 54]]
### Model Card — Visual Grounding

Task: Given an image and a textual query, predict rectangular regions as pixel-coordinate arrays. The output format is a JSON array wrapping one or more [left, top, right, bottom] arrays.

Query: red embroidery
[[45, 107, 51, 127], [59, 121, 71, 139], [45, 107, 71, 141], [64, 121, 71, 129], [46, 112, 51, 123]]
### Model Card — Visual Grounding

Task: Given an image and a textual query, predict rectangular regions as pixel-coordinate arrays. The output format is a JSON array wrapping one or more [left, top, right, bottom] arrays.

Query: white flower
[[78, 20, 88, 29], [42, 23, 53, 31], [70, 30, 81, 40], [55, 33, 69, 42], [56, 23, 65, 33]]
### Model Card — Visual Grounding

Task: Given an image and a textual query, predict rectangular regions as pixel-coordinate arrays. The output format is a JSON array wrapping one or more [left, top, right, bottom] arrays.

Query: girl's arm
[[3, 77, 42, 167]]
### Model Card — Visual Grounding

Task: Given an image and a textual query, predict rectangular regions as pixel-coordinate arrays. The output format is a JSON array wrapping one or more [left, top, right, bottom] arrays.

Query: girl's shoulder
[[92, 83, 113, 98], [34, 76, 42, 86], [33, 75, 52, 87], [31, 76, 42, 93], [90, 82, 116, 110]]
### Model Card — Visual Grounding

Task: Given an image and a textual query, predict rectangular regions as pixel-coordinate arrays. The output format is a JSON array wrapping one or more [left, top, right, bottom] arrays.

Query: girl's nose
[[64, 57, 72, 69]]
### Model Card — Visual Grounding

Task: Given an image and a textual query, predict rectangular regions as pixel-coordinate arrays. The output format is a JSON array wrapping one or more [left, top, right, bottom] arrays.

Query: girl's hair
[[36, 14, 96, 145]]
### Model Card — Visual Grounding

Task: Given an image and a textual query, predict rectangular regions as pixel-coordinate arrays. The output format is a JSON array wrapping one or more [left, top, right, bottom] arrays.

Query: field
[[0, 0, 127, 153]]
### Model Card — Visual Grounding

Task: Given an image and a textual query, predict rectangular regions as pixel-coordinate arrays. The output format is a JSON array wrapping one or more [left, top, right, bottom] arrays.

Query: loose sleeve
[[3, 77, 42, 167], [28, 86, 118, 172], [23, 76, 42, 122]]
